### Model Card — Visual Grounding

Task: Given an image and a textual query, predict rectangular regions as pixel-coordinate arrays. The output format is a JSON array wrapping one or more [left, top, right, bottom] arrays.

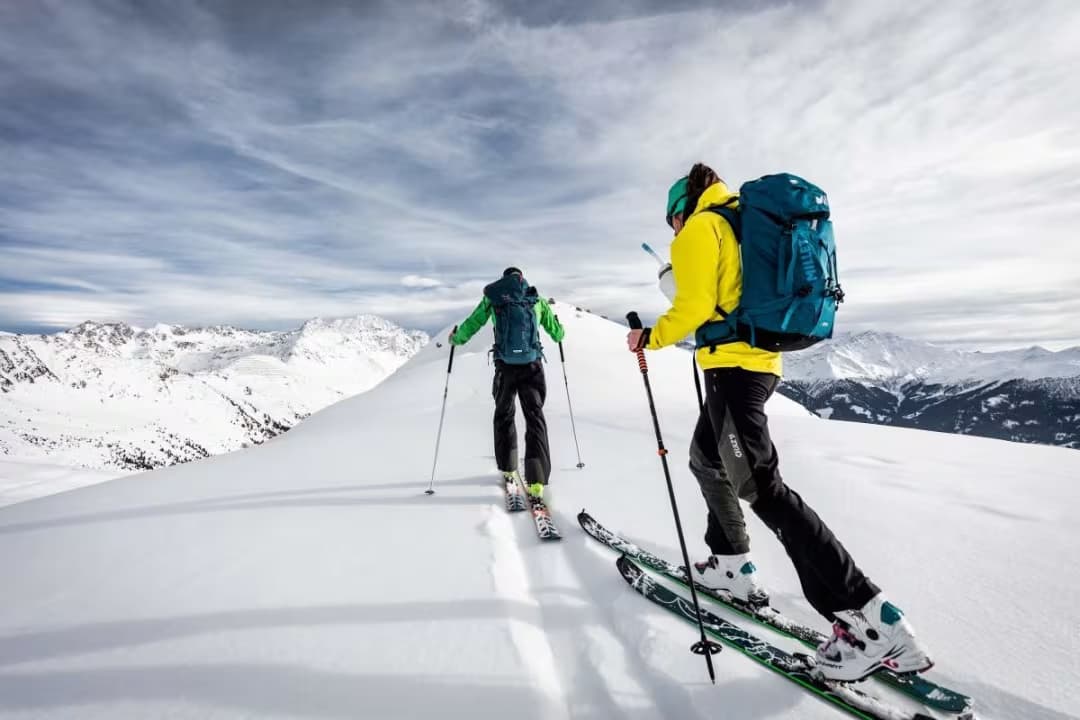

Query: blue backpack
[[696, 173, 843, 353], [484, 274, 542, 364]]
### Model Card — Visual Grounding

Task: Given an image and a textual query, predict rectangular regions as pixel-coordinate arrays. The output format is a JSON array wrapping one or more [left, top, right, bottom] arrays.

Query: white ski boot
[[814, 594, 933, 682], [691, 553, 769, 607]]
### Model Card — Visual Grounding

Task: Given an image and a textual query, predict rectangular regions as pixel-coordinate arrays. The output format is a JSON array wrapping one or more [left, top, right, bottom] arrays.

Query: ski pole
[[626, 311, 722, 682], [426, 326, 457, 496], [556, 324, 585, 469], [692, 355, 705, 412]]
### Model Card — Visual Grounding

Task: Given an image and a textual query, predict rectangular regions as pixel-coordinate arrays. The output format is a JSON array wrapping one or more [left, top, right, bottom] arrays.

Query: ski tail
[[503, 472, 527, 513], [517, 474, 560, 540]]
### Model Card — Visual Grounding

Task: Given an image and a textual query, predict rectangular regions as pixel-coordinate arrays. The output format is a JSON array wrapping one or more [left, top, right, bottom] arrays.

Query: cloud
[[1, 0, 1078, 348], [401, 275, 443, 288]]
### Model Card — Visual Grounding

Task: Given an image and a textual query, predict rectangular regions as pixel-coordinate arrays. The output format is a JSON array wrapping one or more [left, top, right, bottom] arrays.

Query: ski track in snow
[[485, 504, 570, 719]]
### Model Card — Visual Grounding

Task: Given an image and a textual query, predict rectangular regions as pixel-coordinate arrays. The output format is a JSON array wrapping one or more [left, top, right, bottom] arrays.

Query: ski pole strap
[[447, 326, 458, 374]]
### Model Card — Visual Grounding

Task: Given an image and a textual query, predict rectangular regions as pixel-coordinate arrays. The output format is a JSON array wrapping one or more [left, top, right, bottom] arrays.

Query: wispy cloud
[[1, 0, 1078, 347], [401, 275, 443, 289]]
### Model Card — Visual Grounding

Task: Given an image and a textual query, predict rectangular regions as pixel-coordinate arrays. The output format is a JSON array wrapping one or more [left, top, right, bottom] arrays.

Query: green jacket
[[451, 295, 565, 346]]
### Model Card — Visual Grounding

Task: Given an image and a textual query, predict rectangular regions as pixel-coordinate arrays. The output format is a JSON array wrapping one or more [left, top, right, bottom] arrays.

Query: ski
[[502, 472, 527, 512], [515, 473, 560, 540], [579, 510, 973, 716], [618, 555, 961, 720]]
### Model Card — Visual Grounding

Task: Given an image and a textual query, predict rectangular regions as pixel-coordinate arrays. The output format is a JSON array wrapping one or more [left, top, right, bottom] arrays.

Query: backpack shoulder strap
[[702, 197, 740, 319], [703, 197, 741, 244]]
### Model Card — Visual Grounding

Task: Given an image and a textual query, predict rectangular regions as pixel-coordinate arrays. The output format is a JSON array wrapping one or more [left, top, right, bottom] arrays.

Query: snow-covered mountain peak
[[299, 314, 396, 334], [787, 331, 1080, 384], [58, 320, 138, 355], [286, 315, 428, 367]]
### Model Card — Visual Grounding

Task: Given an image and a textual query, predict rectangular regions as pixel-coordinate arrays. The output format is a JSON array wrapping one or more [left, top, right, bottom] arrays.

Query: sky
[[2, 0, 1079, 349]]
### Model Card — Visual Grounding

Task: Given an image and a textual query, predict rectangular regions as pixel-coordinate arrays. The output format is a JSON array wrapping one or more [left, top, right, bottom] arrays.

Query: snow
[[1, 306, 1078, 719], [0, 458, 119, 508], [849, 405, 873, 419]]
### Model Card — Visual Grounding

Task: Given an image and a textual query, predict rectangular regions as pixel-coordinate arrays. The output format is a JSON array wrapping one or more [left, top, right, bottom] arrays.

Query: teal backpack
[[697, 173, 843, 352], [484, 274, 542, 364]]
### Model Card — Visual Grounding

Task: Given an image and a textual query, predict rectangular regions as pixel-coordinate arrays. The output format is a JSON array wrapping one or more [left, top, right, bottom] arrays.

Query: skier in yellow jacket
[[626, 163, 933, 683]]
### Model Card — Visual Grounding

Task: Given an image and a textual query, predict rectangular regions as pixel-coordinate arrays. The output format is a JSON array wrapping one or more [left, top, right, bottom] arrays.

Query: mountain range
[[0, 316, 427, 475], [778, 331, 1080, 448]]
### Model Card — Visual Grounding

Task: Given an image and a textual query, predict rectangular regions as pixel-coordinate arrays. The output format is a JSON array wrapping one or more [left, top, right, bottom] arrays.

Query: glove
[[626, 328, 651, 352]]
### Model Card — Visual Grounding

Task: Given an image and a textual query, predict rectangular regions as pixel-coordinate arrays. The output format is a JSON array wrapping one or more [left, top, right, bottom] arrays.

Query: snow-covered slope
[[0, 316, 427, 480], [0, 306, 1077, 719], [781, 332, 1080, 449], [0, 457, 118, 508]]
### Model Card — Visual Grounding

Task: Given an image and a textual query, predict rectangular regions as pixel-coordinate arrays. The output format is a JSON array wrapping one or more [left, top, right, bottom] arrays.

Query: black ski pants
[[493, 360, 551, 486], [690, 366, 879, 619]]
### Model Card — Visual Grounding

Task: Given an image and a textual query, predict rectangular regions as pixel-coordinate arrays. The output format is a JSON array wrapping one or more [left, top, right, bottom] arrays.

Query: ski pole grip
[[626, 312, 649, 372], [447, 326, 458, 374]]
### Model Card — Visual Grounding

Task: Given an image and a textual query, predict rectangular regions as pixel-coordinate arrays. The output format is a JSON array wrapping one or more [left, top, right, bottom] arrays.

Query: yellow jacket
[[647, 181, 782, 376]]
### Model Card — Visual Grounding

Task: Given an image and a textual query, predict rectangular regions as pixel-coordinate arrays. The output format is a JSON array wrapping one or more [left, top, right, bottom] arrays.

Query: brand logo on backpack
[[483, 274, 542, 365], [697, 173, 843, 353]]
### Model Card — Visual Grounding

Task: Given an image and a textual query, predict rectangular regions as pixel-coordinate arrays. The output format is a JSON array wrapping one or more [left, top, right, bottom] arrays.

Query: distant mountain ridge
[[778, 331, 1080, 448], [0, 316, 428, 472]]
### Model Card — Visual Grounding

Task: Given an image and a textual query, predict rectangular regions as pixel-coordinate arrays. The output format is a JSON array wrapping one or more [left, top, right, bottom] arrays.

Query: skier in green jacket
[[450, 268, 565, 499]]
